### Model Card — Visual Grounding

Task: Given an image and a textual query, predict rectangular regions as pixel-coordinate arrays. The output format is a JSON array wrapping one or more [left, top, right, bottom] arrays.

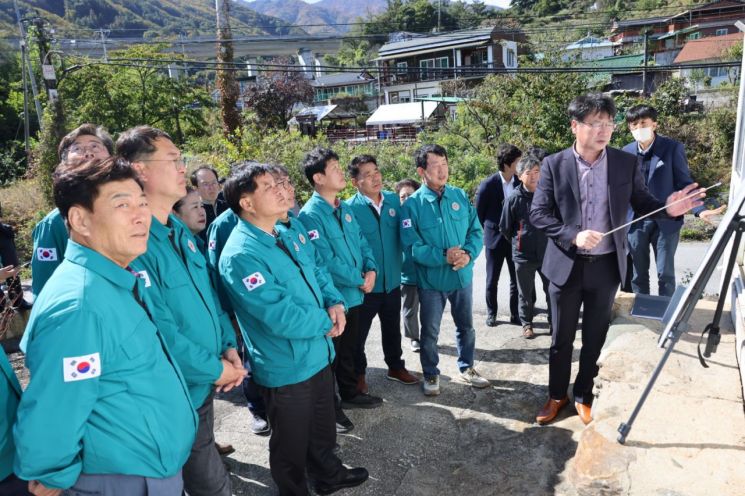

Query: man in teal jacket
[[400, 144, 488, 396], [1, 338, 27, 495], [118, 126, 245, 496], [298, 147, 383, 420], [345, 155, 419, 390], [219, 162, 369, 496], [14, 157, 197, 495], [31, 124, 114, 297]]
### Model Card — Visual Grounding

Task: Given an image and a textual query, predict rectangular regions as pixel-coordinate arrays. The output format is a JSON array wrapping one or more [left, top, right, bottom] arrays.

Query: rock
[[568, 425, 635, 496]]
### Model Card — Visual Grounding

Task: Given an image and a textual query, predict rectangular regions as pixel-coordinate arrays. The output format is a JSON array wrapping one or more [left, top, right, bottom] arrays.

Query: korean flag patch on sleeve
[[308, 229, 320, 241], [36, 247, 58, 262], [402, 219, 412, 229], [243, 272, 266, 291], [63, 353, 101, 382]]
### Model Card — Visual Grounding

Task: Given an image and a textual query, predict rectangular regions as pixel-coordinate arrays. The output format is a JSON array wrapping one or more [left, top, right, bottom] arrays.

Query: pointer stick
[[602, 182, 721, 237]]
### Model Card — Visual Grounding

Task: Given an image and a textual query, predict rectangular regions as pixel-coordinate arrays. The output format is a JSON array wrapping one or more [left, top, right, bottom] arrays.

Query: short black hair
[[625, 104, 658, 124], [302, 147, 339, 186], [567, 93, 617, 122], [116, 126, 173, 163], [525, 145, 548, 161], [58, 123, 115, 162], [223, 161, 272, 214], [190, 167, 220, 187], [394, 178, 421, 194], [415, 144, 448, 170], [54, 156, 142, 222], [173, 186, 199, 213], [496, 144, 522, 172], [268, 164, 290, 177], [348, 155, 378, 179]]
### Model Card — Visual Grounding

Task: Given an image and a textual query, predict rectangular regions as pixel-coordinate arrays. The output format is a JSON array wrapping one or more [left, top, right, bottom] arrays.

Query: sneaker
[[422, 375, 440, 396], [250, 411, 270, 436], [341, 393, 383, 410], [336, 410, 354, 433], [410, 339, 421, 352], [460, 368, 490, 389], [386, 367, 419, 385]]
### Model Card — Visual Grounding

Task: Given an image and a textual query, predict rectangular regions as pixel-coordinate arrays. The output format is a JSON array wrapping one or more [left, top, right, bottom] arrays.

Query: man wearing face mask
[[622, 105, 722, 297]]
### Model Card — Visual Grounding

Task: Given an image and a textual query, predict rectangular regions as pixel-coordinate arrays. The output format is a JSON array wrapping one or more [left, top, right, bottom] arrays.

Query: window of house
[[688, 32, 701, 40], [420, 59, 435, 80], [506, 49, 516, 67], [716, 28, 728, 36], [396, 62, 408, 74]]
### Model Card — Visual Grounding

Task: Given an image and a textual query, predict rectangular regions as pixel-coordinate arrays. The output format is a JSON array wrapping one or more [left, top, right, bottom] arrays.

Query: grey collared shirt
[[573, 147, 615, 255]]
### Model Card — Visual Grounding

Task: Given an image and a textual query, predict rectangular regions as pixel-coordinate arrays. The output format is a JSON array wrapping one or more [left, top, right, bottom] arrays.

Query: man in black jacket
[[499, 155, 549, 339], [474, 144, 522, 327]]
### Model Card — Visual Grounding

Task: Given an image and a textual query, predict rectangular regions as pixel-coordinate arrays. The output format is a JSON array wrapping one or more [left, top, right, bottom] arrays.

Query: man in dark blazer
[[622, 104, 722, 296], [475, 143, 522, 327], [530, 94, 704, 426]]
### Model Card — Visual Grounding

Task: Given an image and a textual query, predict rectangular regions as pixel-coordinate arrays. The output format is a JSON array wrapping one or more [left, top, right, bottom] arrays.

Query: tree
[[58, 45, 212, 142], [243, 72, 313, 129]]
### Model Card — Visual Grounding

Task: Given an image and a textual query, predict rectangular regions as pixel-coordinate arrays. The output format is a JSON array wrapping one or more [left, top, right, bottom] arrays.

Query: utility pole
[[215, 0, 241, 139], [437, 0, 442, 33], [642, 29, 649, 97], [97, 29, 109, 62], [13, 0, 42, 128], [20, 42, 30, 156]]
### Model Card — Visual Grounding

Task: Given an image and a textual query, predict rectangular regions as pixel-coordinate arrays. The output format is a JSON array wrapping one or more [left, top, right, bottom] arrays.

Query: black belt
[[576, 252, 615, 263]]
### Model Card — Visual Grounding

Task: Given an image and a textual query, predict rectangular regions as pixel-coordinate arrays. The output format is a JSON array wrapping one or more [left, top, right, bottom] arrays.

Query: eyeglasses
[[578, 121, 617, 131], [275, 178, 294, 190], [198, 181, 219, 188], [68, 142, 105, 155], [142, 158, 187, 171]]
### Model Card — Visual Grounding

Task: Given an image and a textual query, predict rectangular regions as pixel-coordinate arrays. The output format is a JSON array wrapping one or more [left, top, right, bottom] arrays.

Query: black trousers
[[548, 253, 620, 405], [0, 474, 31, 496], [0, 223, 22, 307], [333, 306, 360, 400], [485, 238, 518, 319], [355, 287, 404, 375], [261, 365, 343, 496]]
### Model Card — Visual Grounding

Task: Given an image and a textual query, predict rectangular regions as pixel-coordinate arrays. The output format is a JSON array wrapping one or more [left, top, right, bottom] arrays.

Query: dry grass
[[1, 178, 51, 263]]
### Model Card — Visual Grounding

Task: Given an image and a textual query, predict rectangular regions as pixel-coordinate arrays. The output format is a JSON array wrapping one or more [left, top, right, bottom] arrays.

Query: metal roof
[[366, 101, 440, 126], [311, 72, 375, 88], [377, 27, 496, 59]]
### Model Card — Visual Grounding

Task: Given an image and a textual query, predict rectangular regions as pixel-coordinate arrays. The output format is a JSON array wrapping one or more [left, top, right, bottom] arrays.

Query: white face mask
[[631, 127, 654, 143]]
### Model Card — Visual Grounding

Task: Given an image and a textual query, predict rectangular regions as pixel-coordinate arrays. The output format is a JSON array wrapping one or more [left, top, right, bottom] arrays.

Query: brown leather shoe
[[215, 442, 235, 456], [386, 367, 420, 385], [356, 374, 369, 395], [575, 401, 593, 425], [536, 397, 569, 425], [522, 325, 535, 339]]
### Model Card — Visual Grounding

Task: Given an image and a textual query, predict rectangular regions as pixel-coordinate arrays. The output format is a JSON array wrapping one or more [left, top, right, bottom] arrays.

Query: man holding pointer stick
[[530, 94, 705, 426]]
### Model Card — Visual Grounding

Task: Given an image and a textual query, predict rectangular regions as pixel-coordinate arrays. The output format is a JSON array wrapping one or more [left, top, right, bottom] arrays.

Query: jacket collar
[[64, 239, 138, 291], [236, 217, 277, 248], [421, 184, 451, 203]]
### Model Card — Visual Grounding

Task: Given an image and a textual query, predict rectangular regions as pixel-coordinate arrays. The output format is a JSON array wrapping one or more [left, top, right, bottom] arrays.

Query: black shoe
[[509, 316, 521, 325], [335, 410, 354, 433], [341, 393, 383, 410], [486, 314, 497, 327], [314, 467, 369, 495], [12, 299, 32, 311]]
